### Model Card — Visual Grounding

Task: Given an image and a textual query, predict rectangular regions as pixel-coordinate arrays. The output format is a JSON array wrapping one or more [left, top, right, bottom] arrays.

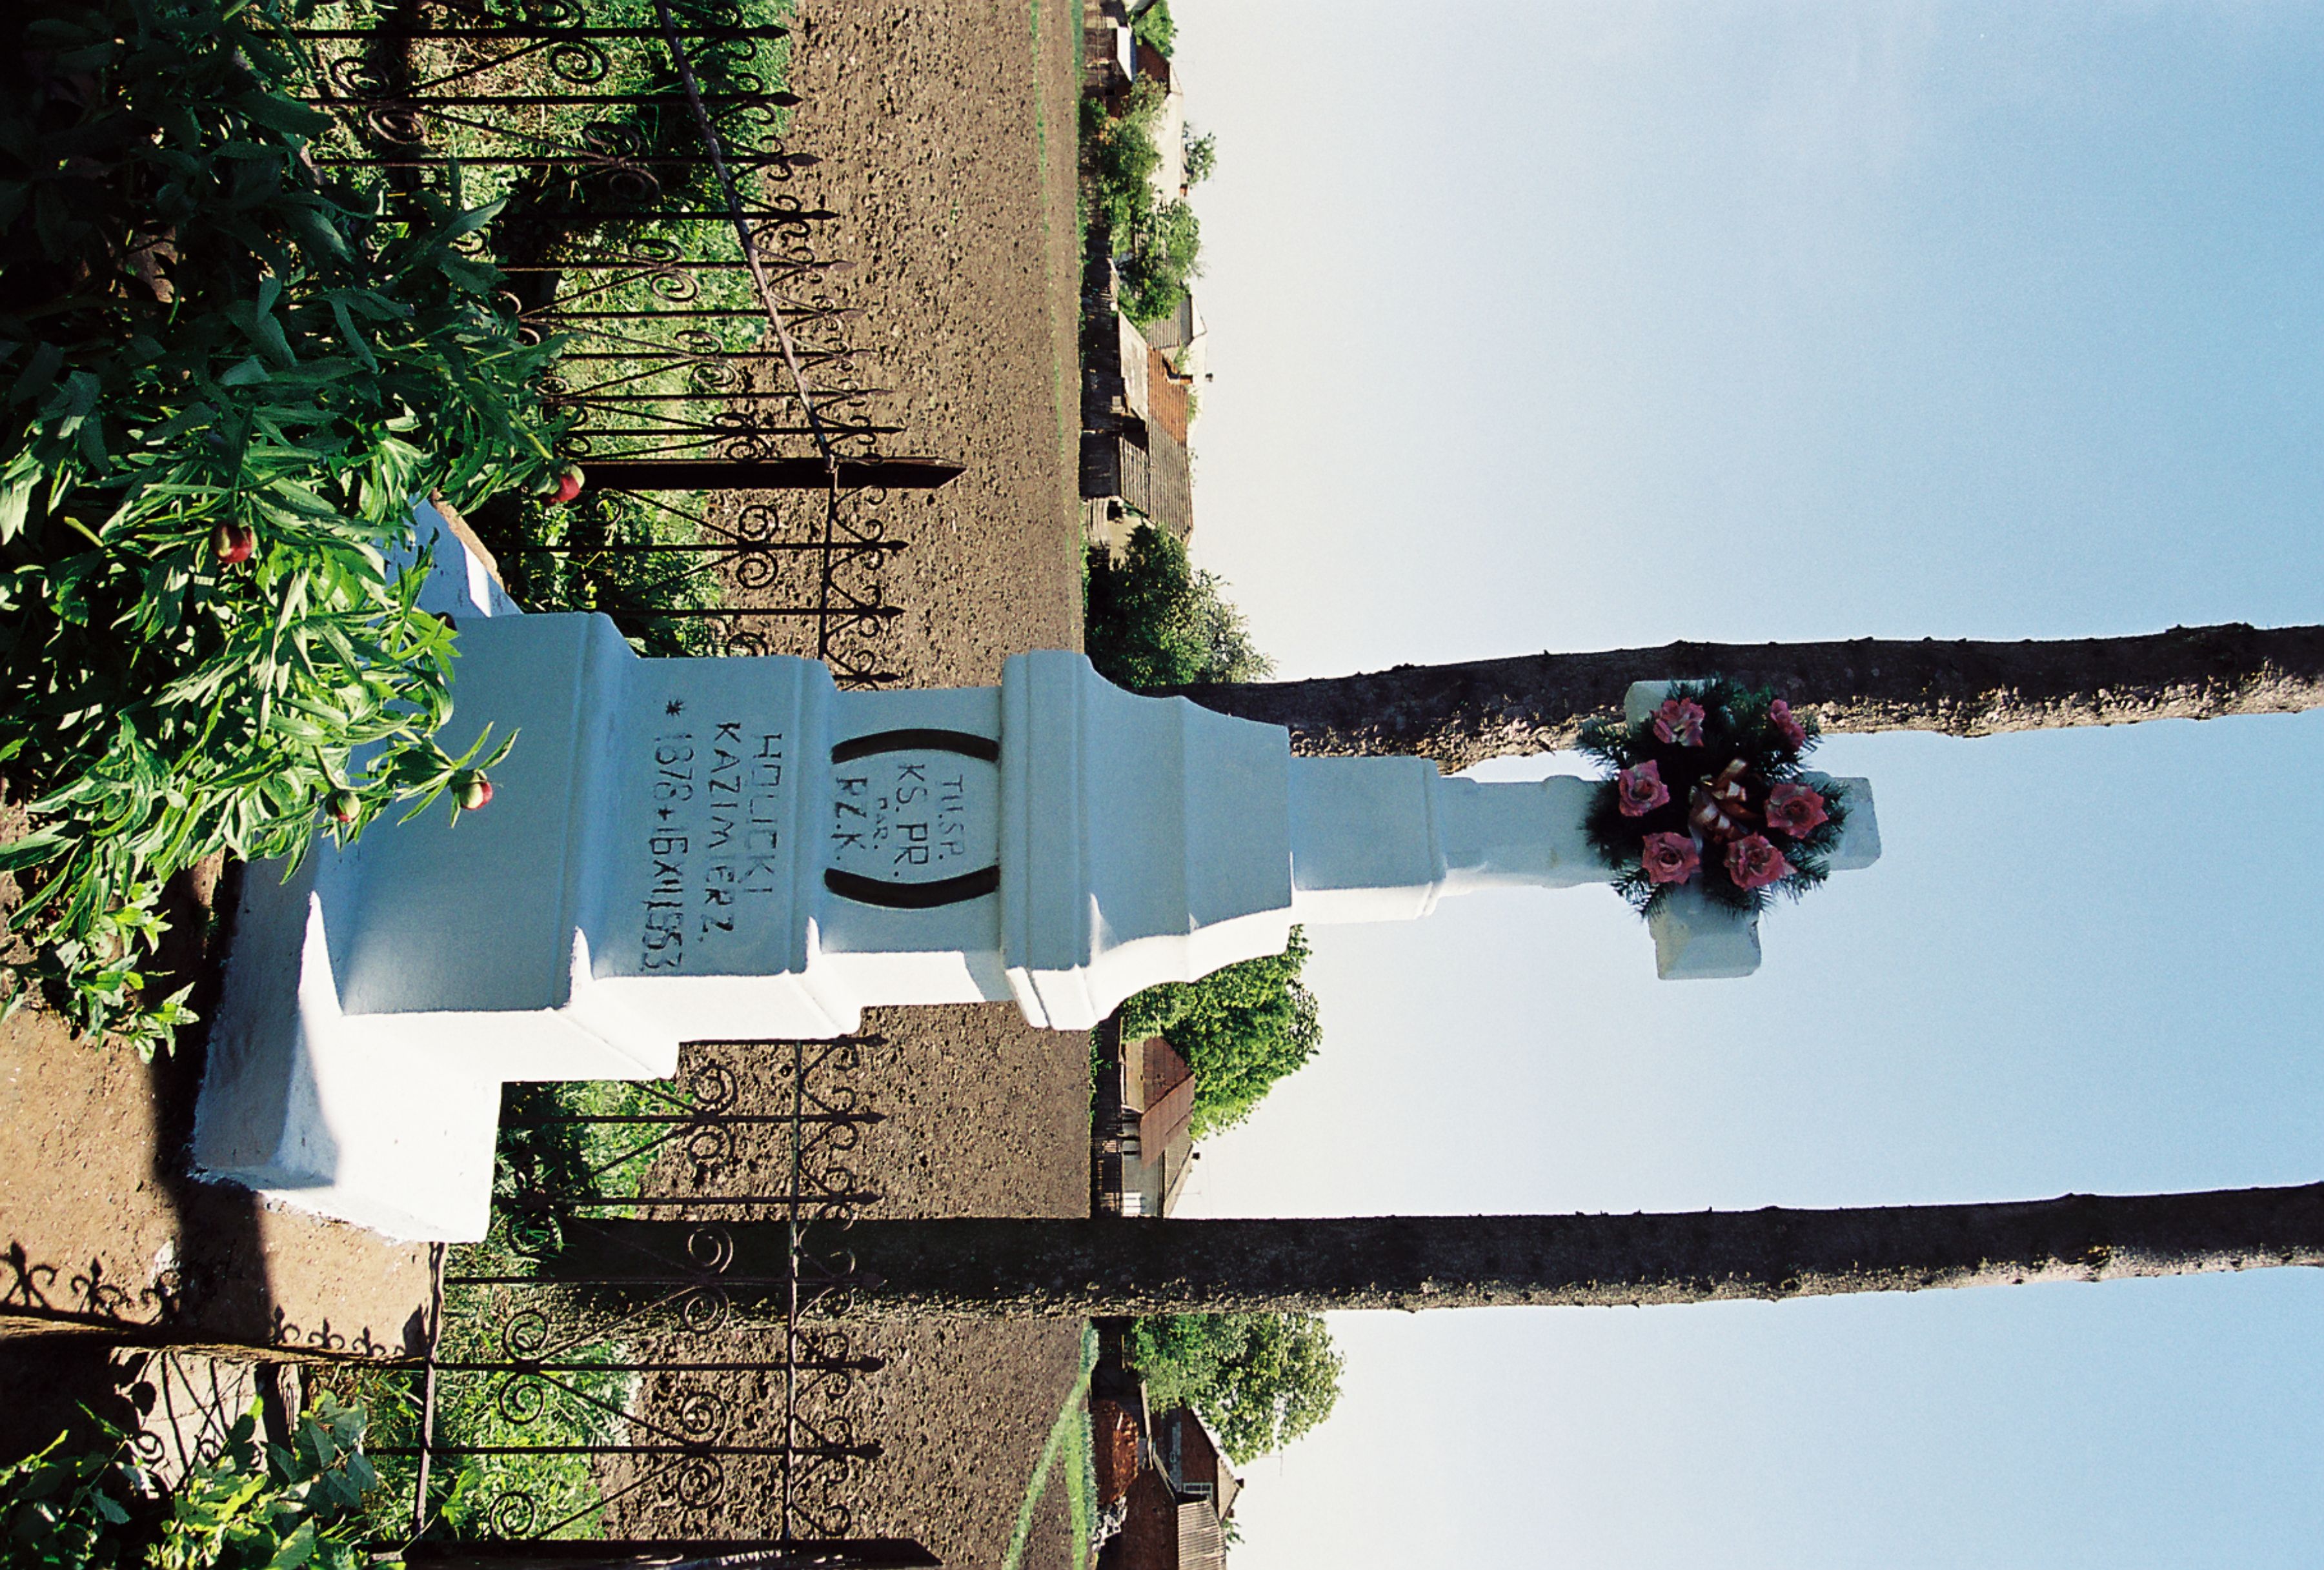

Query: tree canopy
[[1076, 74, 1206, 324], [1129, 1313, 1344, 1463], [1184, 128, 1217, 186], [1080, 79, 1164, 237], [1118, 927, 1319, 1137], [1085, 523, 1273, 692], [1118, 197, 1202, 327]]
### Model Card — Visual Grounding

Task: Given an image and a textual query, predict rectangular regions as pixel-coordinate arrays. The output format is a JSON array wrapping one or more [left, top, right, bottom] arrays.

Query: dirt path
[[0, 862, 437, 1364]]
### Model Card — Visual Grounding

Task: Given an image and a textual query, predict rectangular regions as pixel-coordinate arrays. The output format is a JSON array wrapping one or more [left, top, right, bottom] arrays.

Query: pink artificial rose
[[1652, 696, 1706, 747], [1616, 760, 1670, 817], [1641, 831, 1699, 885], [1724, 834, 1793, 892], [1764, 780, 1828, 838], [1768, 698, 1808, 750]]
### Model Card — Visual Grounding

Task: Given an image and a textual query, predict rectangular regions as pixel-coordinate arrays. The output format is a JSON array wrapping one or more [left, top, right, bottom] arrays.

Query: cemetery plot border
[[381, 1036, 911, 1554]]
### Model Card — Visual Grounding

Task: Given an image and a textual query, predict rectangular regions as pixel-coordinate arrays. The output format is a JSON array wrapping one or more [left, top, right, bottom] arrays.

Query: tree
[[1086, 523, 1273, 690], [554, 1181, 2324, 1317], [1081, 79, 1164, 237], [1184, 128, 1218, 186], [1092, 532, 1309, 1129], [1119, 929, 1320, 1136], [1129, 1313, 1344, 1462], [1118, 197, 1202, 326], [1164, 623, 2324, 773]]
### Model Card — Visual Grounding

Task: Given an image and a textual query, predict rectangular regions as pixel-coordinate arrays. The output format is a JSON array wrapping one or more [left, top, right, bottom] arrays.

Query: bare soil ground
[[719, 0, 1086, 685], [0, 862, 438, 1364], [613, 1013, 1092, 1567], [613, 5, 1096, 1555], [780, 0, 1086, 686]]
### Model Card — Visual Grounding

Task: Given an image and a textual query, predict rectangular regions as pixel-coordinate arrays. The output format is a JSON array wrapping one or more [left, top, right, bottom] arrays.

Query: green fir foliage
[[1084, 523, 1272, 692], [0, 1397, 390, 1570], [1127, 1313, 1344, 1463], [0, 0, 565, 1051], [1118, 929, 1318, 1137]]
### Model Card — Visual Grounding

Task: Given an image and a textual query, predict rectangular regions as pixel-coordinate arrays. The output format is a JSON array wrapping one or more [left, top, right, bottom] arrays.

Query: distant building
[[1095, 1033, 1197, 1217], [1155, 1406, 1243, 1522], [1084, 1, 1134, 98], [1078, 11, 1204, 551], [1081, 276, 1194, 547], [1081, 423, 1191, 550], [1141, 291, 1207, 383], [1133, 39, 1187, 201], [1108, 1406, 1242, 1570]]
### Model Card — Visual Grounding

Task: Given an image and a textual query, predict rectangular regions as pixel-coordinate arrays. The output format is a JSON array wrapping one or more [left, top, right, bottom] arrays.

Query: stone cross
[[1616, 681, 1882, 980], [196, 563, 1879, 1239]]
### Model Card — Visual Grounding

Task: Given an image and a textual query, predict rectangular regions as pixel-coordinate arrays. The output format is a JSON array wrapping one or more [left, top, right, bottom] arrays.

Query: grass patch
[[1000, 1325, 1098, 1570], [1063, 1391, 1095, 1567], [318, 1293, 632, 1545], [314, 1076, 672, 1544]]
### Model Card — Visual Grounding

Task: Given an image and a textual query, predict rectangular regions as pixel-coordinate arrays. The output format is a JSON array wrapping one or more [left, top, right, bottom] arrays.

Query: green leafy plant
[[1084, 522, 1271, 693], [1078, 72, 1207, 323], [317, 1313, 626, 1544], [1129, 0, 1175, 57], [1118, 197, 1201, 327], [0, 1396, 390, 1569], [1118, 927, 1317, 1137], [1182, 128, 1217, 186], [1578, 677, 1848, 918], [1128, 1314, 1344, 1463], [469, 489, 725, 659], [0, 0, 567, 1051], [1080, 80, 1166, 238], [312, 1079, 663, 1543]]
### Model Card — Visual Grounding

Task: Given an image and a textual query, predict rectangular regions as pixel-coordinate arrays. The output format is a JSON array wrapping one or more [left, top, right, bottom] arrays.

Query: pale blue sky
[[1166, 3, 2324, 1565]]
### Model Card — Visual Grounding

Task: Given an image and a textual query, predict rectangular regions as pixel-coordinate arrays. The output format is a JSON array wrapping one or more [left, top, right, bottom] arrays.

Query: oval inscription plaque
[[824, 729, 1000, 909]]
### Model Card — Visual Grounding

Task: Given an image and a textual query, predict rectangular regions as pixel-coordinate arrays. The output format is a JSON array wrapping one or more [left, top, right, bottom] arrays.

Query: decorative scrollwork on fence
[[398, 1037, 892, 1544], [294, 0, 933, 686]]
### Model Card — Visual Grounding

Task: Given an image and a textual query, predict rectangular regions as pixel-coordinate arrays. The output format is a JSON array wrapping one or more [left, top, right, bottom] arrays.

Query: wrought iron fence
[[271, 11, 944, 1552], [291, 0, 955, 681], [380, 1037, 900, 1553]]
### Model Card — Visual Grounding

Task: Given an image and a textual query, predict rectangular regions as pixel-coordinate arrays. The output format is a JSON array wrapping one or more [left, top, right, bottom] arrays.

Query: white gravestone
[[195, 611, 1879, 1240]]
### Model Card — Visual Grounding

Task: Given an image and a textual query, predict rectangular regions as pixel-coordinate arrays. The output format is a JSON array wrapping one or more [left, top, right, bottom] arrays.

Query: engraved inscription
[[641, 707, 790, 969], [827, 750, 998, 888]]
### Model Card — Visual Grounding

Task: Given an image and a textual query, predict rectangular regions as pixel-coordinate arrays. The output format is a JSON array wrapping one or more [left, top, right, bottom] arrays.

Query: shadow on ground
[[0, 860, 436, 1387]]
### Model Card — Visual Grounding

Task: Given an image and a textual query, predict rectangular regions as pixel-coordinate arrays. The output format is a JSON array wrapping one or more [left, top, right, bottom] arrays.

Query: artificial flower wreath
[[1581, 679, 1849, 918]]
